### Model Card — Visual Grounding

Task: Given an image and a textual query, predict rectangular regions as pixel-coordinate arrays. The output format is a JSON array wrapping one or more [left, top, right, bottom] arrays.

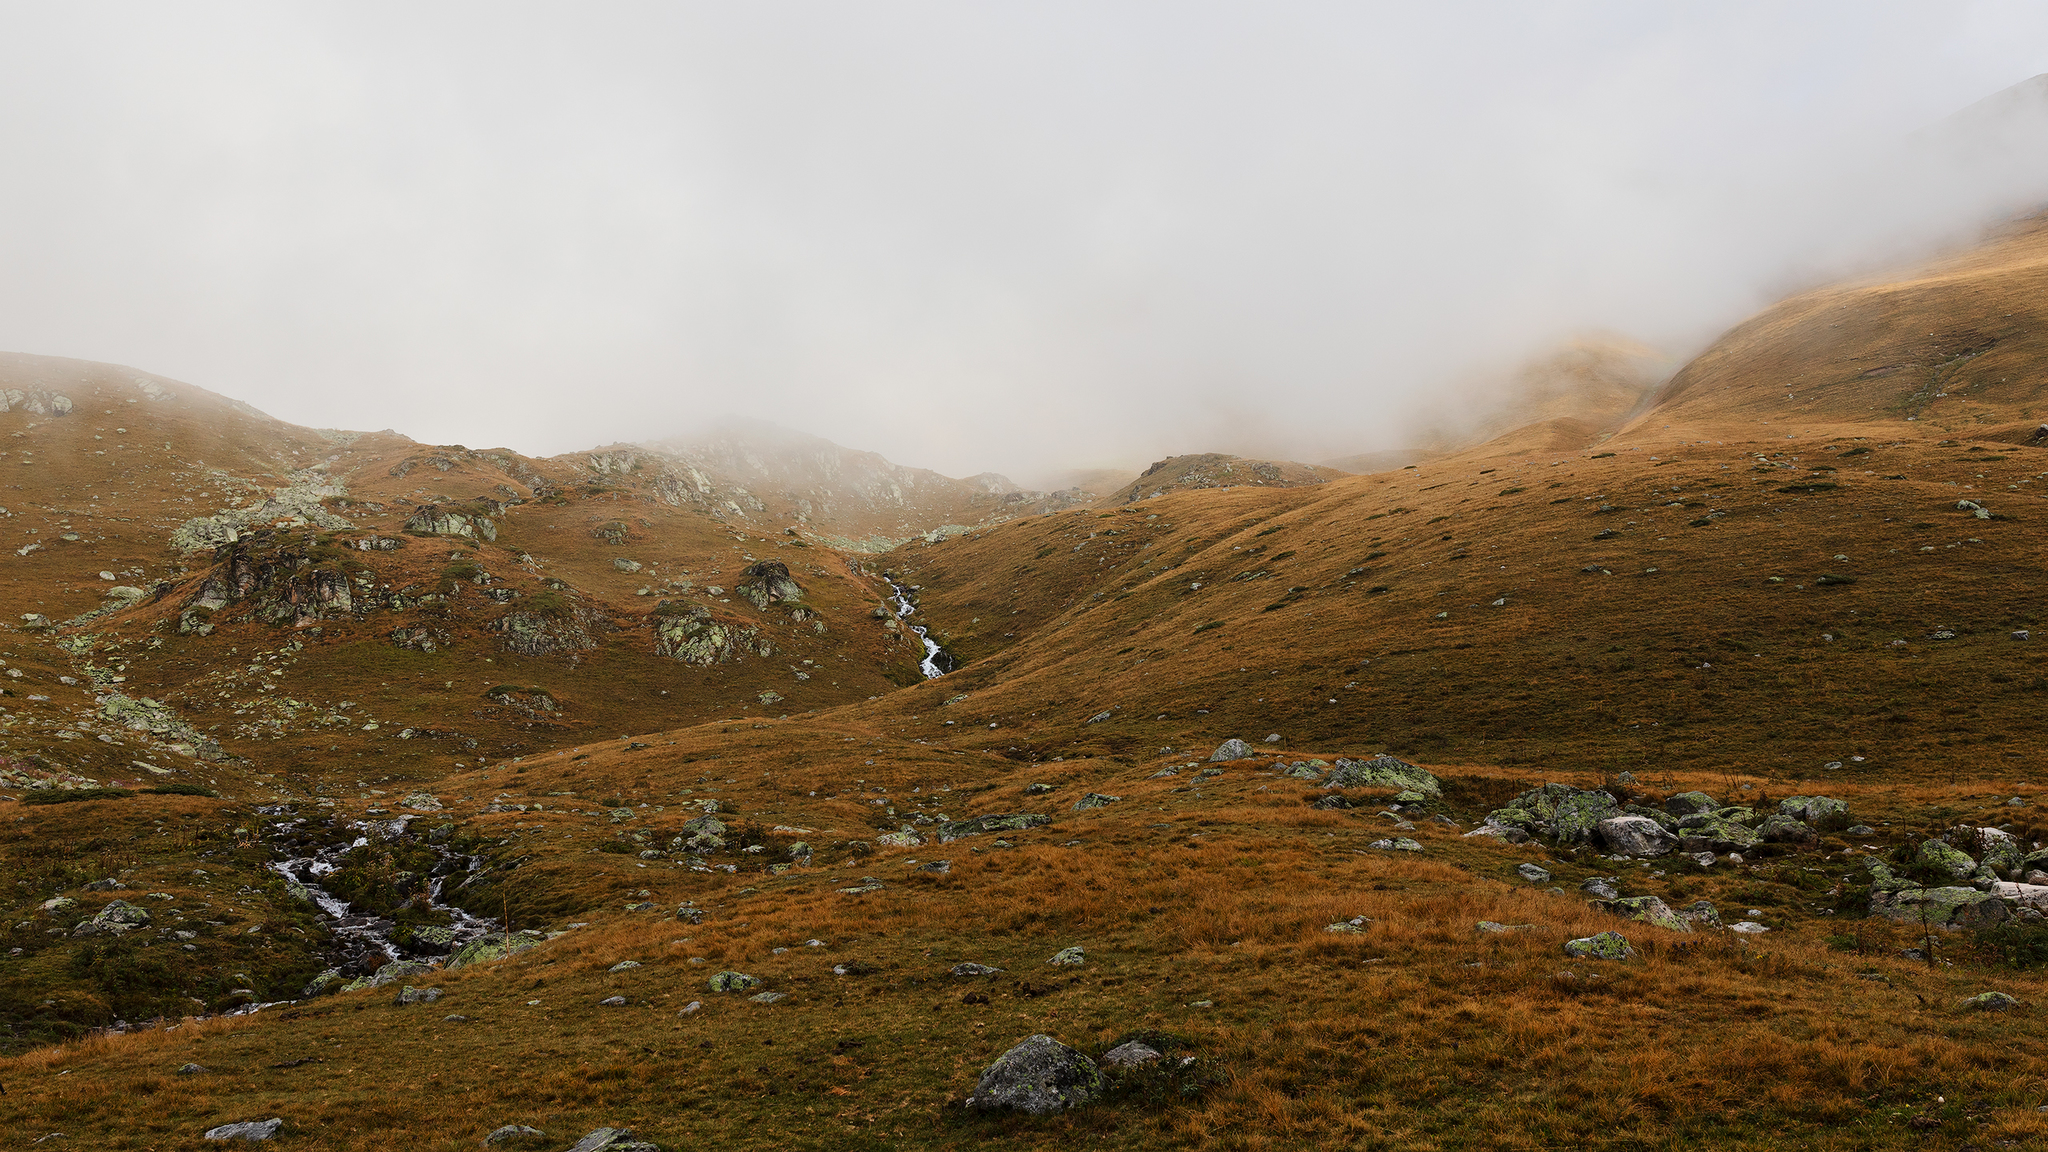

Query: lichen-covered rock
[[875, 830, 922, 847], [492, 608, 605, 657], [1870, 886, 2010, 929], [483, 1126, 546, 1146], [1918, 839, 1979, 881], [402, 504, 497, 541], [1675, 817, 1759, 855], [203, 1117, 283, 1142], [1592, 895, 1693, 933], [1516, 862, 1552, 883], [1597, 815, 1677, 857], [1324, 754, 1440, 796], [1680, 900, 1723, 927], [1959, 991, 2020, 1011], [445, 934, 540, 971], [300, 970, 347, 997], [1778, 795, 1847, 825], [395, 985, 443, 1005], [734, 560, 803, 609], [1562, 931, 1635, 960], [1550, 790, 1618, 845], [1368, 837, 1422, 852], [1103, 1041, 1163, 1067], [73, 898, 151, 937], [1072, 793, 1120, 811], [937, 813, 1051, 842], [1210, 738, 1253, 762], [1513, 782, 1586, 820], [1758, 814, 1817, 844], [654, 606, 767, 665], [563, 1129, 659, 1152], [951, 962, 1004, 976], [1048, 946, 1085, 966], [708, 971, 760, 993], [1663, 791, 1721, 817], [1963, 826, 2025, 879], [965, 1034, 1105, 1116]]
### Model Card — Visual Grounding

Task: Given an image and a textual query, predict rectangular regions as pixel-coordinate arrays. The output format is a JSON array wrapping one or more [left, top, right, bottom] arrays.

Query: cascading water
[[264, 808, 497, 972], [887, 580, 953, 678]]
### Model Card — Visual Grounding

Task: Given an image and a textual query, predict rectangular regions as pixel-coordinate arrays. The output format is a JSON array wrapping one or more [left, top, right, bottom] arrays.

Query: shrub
[[22, 788, 134, 806]]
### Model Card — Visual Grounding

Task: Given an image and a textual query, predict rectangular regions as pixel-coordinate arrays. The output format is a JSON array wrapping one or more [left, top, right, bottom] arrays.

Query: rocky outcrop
[[171, 474, 350, 551], [1323, 754, 1442, 796], [938, 813, 1051, 842], [1871, 885, 2010, 929], [965, 1034, 1104, 1116], [491, 607, 606, 657], [734, 560, 803, 610], [401, 503, 497, 542], [1596, 815, 1677, 857], [653, 605, 769, 665]]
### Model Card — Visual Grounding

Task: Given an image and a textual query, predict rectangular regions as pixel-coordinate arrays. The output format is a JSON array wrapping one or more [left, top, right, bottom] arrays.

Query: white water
[[888, 581, 947, 679], [267, 810, 496, 964]]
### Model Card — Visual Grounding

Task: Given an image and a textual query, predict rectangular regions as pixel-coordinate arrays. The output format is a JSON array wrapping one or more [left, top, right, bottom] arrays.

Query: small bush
[[140, 783, 217, 798]]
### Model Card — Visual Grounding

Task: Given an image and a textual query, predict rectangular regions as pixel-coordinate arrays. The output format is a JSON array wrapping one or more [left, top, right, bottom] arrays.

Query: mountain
[[11, 217, 2048, 1151]]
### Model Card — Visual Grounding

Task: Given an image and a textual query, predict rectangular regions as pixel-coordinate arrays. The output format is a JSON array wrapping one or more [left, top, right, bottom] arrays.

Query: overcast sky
[[1, 3, 2046, 483]]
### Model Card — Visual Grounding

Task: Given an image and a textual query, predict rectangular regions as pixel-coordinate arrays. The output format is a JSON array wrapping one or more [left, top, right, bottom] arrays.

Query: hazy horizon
[[3, 3, 2048, 484]]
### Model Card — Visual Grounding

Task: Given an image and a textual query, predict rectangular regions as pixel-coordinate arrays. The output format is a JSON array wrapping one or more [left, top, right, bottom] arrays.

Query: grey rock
[[965, 1034, 1105, 1116], [708, 971, 760, 993], [396, 985, 443, 1005], [598, 995, 628, 1006], [1103, 1041, 1163, 1067], [951, 962, 1004, 977], [1663, 791, 1721, 817], [564, 1129, 660, 1152], [1870, 885, 2010, 929], [204, 1118, 283, 1142], [1516, 862, 1552, 883], [1550, 791, 1619, 845], [1210, 738, 1253, 762], [1325, 754, 1441, 796], [1680, 900, 1723, 927], [1048, 946, 1086, 966], [177, 1062, 208, 1075], [1758, 814, 1817, 844], [1581, 877, 1620, 900], [1918, 839, 1979, 881], [608, 960, 642, 973], [1071, 793, 1121, 811], [1596, 815, 1677, 858], [936, 813, 1051, 842], [1562, 931, 1635, 960], [749, 991, 790, 1004], [1592, 895, 1693, 933], [1368, 837, 1422, 852], [73, 898, 152, 937], [1959, 991, 2020, 1011], [1475, 921, 1533, 934], [483, 1125, 545, 1145], [1778, 795, 1847, 824]]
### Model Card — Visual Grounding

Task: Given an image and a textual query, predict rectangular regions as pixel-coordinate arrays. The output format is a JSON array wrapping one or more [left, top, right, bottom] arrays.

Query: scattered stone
[[483, 1125, 546, 1146], [1592, 895, 1693, 933], [1368, 837, 1422, 852], [72, 898, 151, 937], [951, 962, 1004, 976], [1615, 771, 1637, 786], [1758, 814, 1818, 844], [1596, 815, 1676, 858], [446, 934, 541, 970], [1324, 754, 1441, 796], [749, 991, 790, 1004], [1263, 733, 1283, 744], [875, 830, 923, 847], [203, 1118, 283, 1142], [965, 1034, 1105, 1116], [1048, 946, 1086, 966], [1210, 738, 1253, 762], [1562, 931, 1635, 960], [1870, 886, 2010, 929], [937, 813, 1051, 843], [1959, 991, 2020, 1012], [1580, 877, 1619, 900], [1917, 839, 1979, 881], [396, 986, 444, 1005], [917, 859, 952, 874], [1663, 791, 1720, 817], [1475, 921, 1533, 934], [679, 1001, 701, 1015], [1103, 1041, 1163, 1067], [1778, 795, 1847, 824], [1730, 922, 1769, 934], [1071, 793, 1121, 810], [598, 996, 628, 1007], [563, 1129, 659, 1152], [1680, 900, 1723, 927], [1550, 790, 1619, 845], [177, 1062, 208, 1075], [1324, 922, 1365, 934], [1024, 782, 1057, 795], [1516, 862, 1552, 883], [608, 960, 641, 973], [708, 971, 760, 993]]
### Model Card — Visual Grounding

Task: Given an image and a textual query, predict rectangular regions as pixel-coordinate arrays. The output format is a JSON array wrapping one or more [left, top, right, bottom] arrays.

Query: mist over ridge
[[0, 5, 2046, 480]]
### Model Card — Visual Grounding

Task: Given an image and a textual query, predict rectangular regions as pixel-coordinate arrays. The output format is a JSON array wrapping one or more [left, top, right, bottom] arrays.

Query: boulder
[[203, 1119, 283, 1142], [965, 1034, 1105, 1116], [1870, 886, 2010, 929], [483, 1126, 545, 1146], [395, 985, 443, 1005], [1757, 814, 1817, 844], [1964, 827, 2025, 879], [446, 934, 540, 971], [1663, 791, 1720, 818], [1515, 862, 1551, 883], [951, 962, 1004, 977], [734, 560, 803, 610], [563, 1130, 659, 1152], [708, 971, 760, 993], [937, 813, 1051, 842], [1210, 739, 1253, 761], [1675, 818, 1758, 855], [1071, 793, 1121, 811], [1368, 838, 1422, 852], [1048, 946, 1085, 966], [1778, 795, 1847, 825], [1581, 877, 1619, 900], [1324, 754, 1441, 796], [1991, 882, 2048, 912], [73, 898, 151, 937], [1597, 815, 1676, 858], [1959, 991, 2020, 1012], [1562, 931, 1635, 960], [1103, 1041, 1163, 1067], [1592, 895, 1693, 933], [1680, 900, 1723, 928], [1917, 839, 1979, 881], [1551, 791, 1619, 845]]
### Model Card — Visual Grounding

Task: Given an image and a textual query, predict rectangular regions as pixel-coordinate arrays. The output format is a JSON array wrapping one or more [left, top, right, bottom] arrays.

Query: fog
[[1, 3, 2046, 484]]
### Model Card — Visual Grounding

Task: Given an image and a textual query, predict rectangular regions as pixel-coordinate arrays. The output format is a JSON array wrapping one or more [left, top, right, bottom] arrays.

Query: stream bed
[[888, 581, 956, 678]]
